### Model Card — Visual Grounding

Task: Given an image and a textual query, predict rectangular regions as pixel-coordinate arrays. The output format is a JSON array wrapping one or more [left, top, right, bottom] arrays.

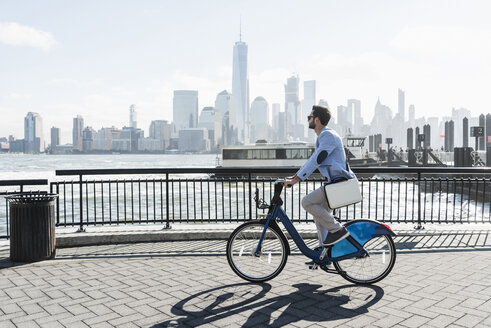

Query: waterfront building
[[215, 90, 237, 146], [129, 104, 137, 129], [111, 127, 143, 152], [173, 90, 199, 133], [408, 104, 415, 128], [73, 115, 84, 152], [232, 34, 250, 143], [24, 112, 44, 153], [285, 75, 302, 139], [138, 138, 166, 152], [302, 81, 316, 139], [8, 136, 24, 153], [348, 99, 362, 134], [336, 105, 349, 136], [149, 120, 172, 149], [178, 128, 210, 152], [398, 89, 405, 123], [370, 98, 393, 143], [427, 117, 440, 149], [82, 127, 96, 151], [451, 107, 471, 149], [198, 106, 221, 149], [93, 127, 119, 151], [318, 99, 329, 108], [50, 127, 60, 150], [250, 96, 270, 142]]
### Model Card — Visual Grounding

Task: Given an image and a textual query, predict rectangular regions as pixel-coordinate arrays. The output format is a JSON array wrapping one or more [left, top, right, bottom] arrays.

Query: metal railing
[[48, 167, 491, 232], [0, 179, 49, 238]]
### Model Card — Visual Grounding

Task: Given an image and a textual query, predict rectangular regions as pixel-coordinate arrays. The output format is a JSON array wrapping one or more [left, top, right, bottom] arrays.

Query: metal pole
[[248, 172, 252, 221], [415, 171, 424, 229], [164, 173, 171, 229], [78, 174, 85, 232]]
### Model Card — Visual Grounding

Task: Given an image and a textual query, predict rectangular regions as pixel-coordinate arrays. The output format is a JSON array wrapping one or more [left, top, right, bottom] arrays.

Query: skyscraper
[[348, 99, 362, 133], [285, 75, 302, 139], [302, 80, 316, 140], [51, 127, 60, 149], [73, 115, 84, 151], [232, 30, 249, 143], [285, 75, 301, 124], [408, 104, 415, 128], [173, 90, 198, 132], [398, 89, 405, 122], [250, 96, 270, 142], [215, 90, 236, 146], [129, 104, 137, 129], [24, 112, 43, 153], [215, 90, 236, 127]]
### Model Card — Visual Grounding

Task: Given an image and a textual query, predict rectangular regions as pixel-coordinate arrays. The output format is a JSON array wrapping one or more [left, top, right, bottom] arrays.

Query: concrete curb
[[54, 225, 491, 248]]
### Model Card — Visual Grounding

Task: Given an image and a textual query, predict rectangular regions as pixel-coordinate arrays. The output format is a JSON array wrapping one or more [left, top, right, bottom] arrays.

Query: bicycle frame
[[256, 204, 368, 265]]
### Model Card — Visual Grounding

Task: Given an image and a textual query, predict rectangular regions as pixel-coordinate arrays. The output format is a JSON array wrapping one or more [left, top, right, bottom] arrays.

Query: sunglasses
[[307, 115, 314, 120]]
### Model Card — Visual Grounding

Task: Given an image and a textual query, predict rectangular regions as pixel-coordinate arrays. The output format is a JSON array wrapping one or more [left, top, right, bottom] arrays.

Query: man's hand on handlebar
[[284, 175, 300, 188]]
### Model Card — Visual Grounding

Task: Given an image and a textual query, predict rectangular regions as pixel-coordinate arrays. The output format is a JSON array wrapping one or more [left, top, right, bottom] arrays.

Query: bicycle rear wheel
[[227, 221, 288, 282], [332, 235, 396, 284]]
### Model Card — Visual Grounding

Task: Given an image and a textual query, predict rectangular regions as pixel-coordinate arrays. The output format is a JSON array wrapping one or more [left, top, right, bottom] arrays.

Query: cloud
[[0, 22, 58, 51]]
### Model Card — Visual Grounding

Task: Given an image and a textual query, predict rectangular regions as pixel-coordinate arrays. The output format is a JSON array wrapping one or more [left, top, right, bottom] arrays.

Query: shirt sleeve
[[295, 132, 336, 180]]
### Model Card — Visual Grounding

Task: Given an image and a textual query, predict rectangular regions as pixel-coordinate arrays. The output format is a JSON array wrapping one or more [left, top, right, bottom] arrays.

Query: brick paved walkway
[[0, 234, 490, 327]]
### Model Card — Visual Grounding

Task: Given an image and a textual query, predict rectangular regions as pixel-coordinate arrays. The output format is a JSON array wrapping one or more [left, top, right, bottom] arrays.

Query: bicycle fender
[[331, 219, 396, 258], [260, 219, 291, 256]]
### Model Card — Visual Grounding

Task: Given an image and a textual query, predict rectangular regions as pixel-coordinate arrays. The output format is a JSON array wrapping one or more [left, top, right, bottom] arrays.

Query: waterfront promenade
[[0, 224, 491, 327]]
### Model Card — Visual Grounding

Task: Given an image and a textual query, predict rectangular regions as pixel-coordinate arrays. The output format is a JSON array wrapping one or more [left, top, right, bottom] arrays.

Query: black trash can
[[6, 193, 58, 262]]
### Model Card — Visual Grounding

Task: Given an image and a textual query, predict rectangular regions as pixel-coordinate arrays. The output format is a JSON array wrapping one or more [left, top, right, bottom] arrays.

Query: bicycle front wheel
[[227, 221, 288, 282], [332, 235, 396, 284]]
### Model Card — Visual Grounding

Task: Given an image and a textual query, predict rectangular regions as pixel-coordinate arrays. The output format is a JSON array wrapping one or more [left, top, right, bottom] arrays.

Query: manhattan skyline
[[1, 0, 491, 143]]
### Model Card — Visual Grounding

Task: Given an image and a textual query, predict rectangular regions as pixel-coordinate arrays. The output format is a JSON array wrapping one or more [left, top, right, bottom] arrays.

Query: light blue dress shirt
[[295, 127, 355, 182]]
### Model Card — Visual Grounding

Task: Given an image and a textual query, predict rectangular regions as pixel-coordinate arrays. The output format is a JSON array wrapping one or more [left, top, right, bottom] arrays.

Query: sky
[[1, 0, 491, 144]]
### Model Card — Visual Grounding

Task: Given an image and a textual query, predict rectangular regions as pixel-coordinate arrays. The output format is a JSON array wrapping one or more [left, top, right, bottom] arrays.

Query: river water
[[0, 154, 488, 236], [0, 153, 218, 181]]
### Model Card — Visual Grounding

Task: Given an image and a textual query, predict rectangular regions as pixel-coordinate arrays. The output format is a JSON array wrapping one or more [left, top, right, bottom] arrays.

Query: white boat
[[219, 141, 314, 168], [218, 137, 378, 169]]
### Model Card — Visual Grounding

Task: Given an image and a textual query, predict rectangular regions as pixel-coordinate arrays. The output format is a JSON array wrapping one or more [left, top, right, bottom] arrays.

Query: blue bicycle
[[226, 180, 397, 284]]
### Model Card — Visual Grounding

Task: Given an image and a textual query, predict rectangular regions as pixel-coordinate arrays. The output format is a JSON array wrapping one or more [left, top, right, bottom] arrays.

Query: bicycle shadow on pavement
[[155, 282, 384, 327]]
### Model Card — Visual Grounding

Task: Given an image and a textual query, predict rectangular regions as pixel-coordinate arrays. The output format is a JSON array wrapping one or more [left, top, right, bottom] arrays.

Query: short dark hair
[[312, 105, 331, 125]]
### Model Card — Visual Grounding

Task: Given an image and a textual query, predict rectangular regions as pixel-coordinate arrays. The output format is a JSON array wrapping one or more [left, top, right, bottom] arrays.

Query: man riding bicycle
[[284, 105, 355, 248]]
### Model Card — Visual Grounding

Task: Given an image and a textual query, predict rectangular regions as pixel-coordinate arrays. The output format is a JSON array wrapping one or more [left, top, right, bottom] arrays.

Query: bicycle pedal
[[309, 263, 319, 270]]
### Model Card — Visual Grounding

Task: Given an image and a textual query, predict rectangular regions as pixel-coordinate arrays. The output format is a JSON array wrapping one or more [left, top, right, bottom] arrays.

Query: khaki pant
[[301, 186, 343, 246]]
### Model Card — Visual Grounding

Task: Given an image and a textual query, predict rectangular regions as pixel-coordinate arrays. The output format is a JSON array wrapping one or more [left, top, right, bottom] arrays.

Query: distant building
[[51, 127, 60, 150], [232, 34, 249, 143], [348, 99, 362, 134], [398, 89, 405, 122], [408, 104, 415, 128], [0, 137, 8, 152], [93, 127, 119, 151], [24, 112, 43, 153], [73, 115, 84, 152], [302, 80, 316, 142], [173, 90, 198, 133], [285, 75, 302, 139], [370, 98, 393, 141], [178, 128, 209, 152], [111, 127, 143, 152], [9, 138, 25, 153], [148, 120, 172, 149], [82, 127, 96, 151], [215, 90, 237, 146], [129, 104, 137, 129], [250, 96, 270, 142], [198, 107, 221, 149]]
